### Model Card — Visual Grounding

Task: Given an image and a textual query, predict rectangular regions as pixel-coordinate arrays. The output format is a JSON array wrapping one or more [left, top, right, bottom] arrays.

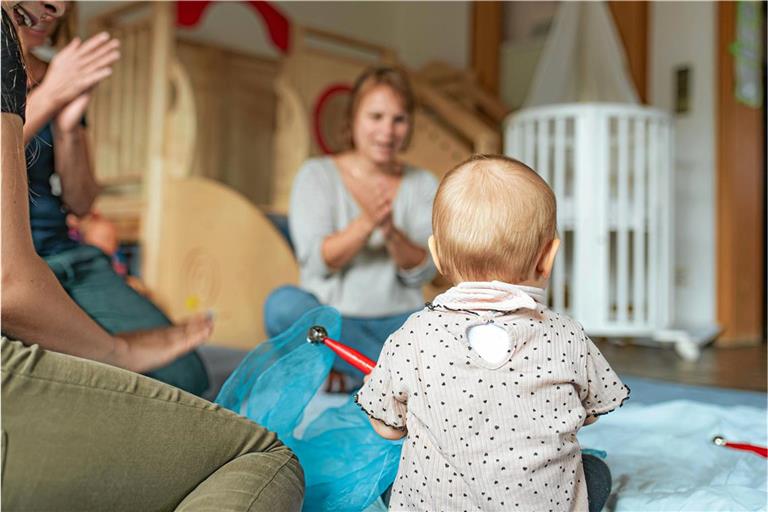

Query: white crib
[[504, 104, 705, 359]]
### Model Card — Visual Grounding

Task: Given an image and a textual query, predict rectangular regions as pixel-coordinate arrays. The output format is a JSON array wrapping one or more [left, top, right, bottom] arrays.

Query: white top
[[289, 157, 438, 317], [356, 281, 630, 511]]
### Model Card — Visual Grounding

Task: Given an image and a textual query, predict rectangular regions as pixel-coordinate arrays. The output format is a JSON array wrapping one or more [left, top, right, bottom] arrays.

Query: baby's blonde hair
[[432, 154, 557, 283]]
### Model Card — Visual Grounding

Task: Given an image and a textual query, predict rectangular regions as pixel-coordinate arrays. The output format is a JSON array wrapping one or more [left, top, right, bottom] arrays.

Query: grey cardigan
[[289, 157, 438, 317]]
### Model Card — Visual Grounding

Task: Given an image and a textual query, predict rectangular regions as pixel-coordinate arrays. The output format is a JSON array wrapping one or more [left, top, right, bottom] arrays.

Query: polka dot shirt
[[356, 288, 629, 511]]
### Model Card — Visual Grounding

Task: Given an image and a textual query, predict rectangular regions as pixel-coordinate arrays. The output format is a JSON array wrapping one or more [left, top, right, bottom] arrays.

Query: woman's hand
[[355, 176, 396, 231], [54, 91, 91, 133], [38, 32, 119, 116], [24, 32, 120, 143], [112, 313, 213, 373], [360, 193, 393, 232]]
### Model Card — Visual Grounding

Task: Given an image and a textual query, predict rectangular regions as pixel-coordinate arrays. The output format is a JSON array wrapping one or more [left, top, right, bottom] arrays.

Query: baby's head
[[430, 154, 559, 286]]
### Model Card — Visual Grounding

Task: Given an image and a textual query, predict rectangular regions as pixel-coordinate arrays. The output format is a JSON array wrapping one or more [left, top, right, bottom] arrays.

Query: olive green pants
[[0, 339, 304, 512]]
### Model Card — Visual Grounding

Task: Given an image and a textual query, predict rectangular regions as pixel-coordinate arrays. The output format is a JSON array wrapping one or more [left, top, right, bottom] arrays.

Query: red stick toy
[[712, 436, 768, 458], [307, 325, 376, 374]]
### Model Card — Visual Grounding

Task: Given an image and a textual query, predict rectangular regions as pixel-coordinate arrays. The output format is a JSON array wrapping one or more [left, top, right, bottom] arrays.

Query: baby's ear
[[536, 238, 560, 279], [427, 235, 444, 275]]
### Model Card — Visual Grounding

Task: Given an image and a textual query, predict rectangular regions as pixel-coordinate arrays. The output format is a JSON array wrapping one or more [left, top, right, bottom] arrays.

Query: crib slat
[[616, 117, 629, 324], [633, 118, 646, 323], [537, 118, 550, 184], [659, 122, 674, 328], [506, 116, 523, 160], [524, 120, 535, 168], [647, 119, 659, 328], [596, 114, 611, 327], [573, 110, 609, 327], [553, 117, 566, 313]]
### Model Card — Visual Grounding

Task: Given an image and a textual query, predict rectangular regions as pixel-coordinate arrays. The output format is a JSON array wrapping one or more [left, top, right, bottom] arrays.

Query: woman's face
[[351, 84, 411, 166], [6, 1, 65, 50]]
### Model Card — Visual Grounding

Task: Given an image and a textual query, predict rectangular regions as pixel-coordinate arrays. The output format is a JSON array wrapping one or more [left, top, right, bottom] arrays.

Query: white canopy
[[523, 1, 639, 107]]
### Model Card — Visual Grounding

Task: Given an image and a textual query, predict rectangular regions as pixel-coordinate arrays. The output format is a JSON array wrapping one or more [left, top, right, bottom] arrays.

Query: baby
[[356, 154, 629, 511]]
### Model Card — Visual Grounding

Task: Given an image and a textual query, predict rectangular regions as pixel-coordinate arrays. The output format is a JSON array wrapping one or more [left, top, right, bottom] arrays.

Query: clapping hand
[[41, 32, 120, 131], [358, 177, 395, 232], [362, 192, 392, 230]]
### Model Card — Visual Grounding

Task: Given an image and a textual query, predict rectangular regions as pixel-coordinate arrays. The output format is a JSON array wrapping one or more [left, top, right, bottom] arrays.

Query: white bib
[[467, 323, 510, 365]]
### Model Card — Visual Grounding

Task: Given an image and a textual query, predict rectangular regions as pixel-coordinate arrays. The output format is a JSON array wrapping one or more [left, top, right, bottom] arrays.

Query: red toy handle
[[713, 436, 768, 458], [321, 337, 376, 374], [723, 441, 768, 458]]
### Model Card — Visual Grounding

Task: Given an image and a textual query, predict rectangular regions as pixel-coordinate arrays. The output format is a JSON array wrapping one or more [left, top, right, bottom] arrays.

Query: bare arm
[[368, 416, 407, 440], [321, 215, 376, 271], [2, 115, 209, 372], [22, 85, 59, 143], [2, 114, 121, 362], [22, 33, 118, 213], [51, 121, 98, 215]]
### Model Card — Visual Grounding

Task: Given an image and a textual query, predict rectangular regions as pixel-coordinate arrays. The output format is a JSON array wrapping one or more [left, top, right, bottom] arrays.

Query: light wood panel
[[715, 2, 765, 346], [151, 177, 298, 348], [88, 16, 153, 186], [176, 39, 279, 207], [141, 1, 174, 290], [470, 1, 503, 95], [608, 1, 649, 103]]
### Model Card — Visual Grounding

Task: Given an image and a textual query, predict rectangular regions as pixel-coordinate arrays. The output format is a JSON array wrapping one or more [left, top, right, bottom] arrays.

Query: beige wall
[[78, 1, 470, 69]]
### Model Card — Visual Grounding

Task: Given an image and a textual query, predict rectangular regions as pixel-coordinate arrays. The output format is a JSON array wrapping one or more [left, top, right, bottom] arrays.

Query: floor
[[594, 339, 767, 392], [202, 339, 768, 401]]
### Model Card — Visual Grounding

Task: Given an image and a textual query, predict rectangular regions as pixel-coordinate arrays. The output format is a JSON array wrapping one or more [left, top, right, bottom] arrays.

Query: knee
[[265, 285, 305, 308], [175, 450, 305, 512], [245, 449, 305, 512], [583, 454, 612, 512], [264, 286, 317, 337]]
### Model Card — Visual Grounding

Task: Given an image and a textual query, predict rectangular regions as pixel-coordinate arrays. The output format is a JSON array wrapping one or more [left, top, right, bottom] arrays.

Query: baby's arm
[[362, 374, 407, 440], [369, 418, 407, 440], [578, 331, 631, 420]]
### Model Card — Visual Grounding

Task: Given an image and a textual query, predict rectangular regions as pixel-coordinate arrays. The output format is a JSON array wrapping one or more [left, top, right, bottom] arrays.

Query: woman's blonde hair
[[432, 154, 557, 283], [50, 2, 77, 49], [345, 66, 415, 150]]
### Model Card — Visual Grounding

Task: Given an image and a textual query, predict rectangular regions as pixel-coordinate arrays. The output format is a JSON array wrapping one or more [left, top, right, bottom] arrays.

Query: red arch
[[176, 1, 291, 53], [313, 84, 352, 155]]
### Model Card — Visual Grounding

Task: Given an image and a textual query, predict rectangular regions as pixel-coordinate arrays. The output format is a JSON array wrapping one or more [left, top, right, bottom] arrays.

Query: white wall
[[78, 1, 470, 69], [649, 1, 716, 328], [503, 1, 558, 43]]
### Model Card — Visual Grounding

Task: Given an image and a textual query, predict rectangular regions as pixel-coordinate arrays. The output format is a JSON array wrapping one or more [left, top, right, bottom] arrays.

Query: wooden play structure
[[87, 1, 508, 348], [89, 3, 295, 349]]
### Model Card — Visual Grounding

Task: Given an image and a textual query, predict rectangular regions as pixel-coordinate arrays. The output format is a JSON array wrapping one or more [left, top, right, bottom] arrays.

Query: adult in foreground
[[1, 3, 304, 510], [18, 1, 209, 395]]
